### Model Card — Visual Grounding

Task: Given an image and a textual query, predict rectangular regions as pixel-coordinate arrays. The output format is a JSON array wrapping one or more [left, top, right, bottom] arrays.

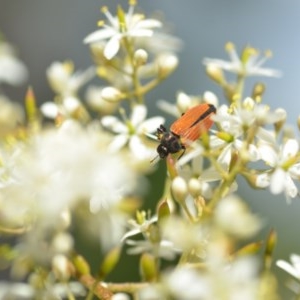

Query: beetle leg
[[177, 145, 186, 160]]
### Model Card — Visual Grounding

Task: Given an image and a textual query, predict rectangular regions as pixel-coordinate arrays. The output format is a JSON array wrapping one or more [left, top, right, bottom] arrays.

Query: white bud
[[134, 49, 148, 66], [52, 254, 70, 281], [215, 195, 261, 238], [51, 232, 74, 254], [171, 176, 188, 203], [176, 92, 192, 114], [64, 96, 81, 113], [188, 178, 202, 198], [203, 91, 218, 107], [157, 53, 178, 78], [59, 209, 72, 229], [112, 293, 131, 300], [101, 87, 123, 102]]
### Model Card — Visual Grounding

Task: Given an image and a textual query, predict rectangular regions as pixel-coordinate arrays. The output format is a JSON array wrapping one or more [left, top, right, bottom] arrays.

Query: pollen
[[129, 0, 137, 6], [264, 49, 273, 58], [97, 20, 105, 27], [225, 42, 235, 52], [101, 6, 109, 13]]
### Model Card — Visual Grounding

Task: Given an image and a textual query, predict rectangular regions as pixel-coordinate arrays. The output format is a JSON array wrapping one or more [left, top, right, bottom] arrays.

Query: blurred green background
[[1, 0, 300, 298]]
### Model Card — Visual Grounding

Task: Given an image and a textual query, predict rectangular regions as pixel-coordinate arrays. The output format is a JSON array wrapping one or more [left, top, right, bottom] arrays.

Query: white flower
[[40, 96, 82, 119], [0, 281, 85, 299], [121, 212, 158, 243], [84, 4, 162, 60], [210, 104, 260, 169], [0, 121, 137, 224], [162, 257, 259, 300], [0, 42, 28, 85], [165, 267, 210, 300], [277, 254, 300, 279], [203, 42, 281, 77], [215, 194, 261, 238], [158, 91, 218, 118], [101, 104, 164, 160], [46, 61, 95, 96], [126, 239, 180, 260], [257, 138, 300, 199], [161, 216, 208, 258]]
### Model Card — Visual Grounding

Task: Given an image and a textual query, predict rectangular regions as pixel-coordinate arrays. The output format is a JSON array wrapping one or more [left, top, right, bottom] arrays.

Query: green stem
[[123, 37, 144, 104], [235, 74, 246, 103]]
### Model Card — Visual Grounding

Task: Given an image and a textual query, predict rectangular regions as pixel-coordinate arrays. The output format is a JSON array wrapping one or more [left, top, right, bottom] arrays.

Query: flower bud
[[171, 176, 188, 203], [112, 293, 130, 300], [73, 254, 90, 276], [157, 53, 178, 78], [134, 49, 148, 66], [176, 92, 192, 114], [52, 254, 71, 281], [274, 108, 287, 133], [157, 199, 170, 223], [188, 178, 202, 198], [205, 64, 225, 85], [140, 253, 157, 282], [99, 246, 122, 278], [252, 83, 265, 102], [101, 87, 123, 102], [203, 91, 218, 106], [51, 232, 74, 254]]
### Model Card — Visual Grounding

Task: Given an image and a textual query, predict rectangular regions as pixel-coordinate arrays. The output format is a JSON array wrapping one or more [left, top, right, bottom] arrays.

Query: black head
[[156, 131, 184, 159]]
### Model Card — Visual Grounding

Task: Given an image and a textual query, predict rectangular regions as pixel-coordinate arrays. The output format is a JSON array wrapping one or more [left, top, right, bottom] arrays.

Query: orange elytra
[[155, 103, 216, 159]]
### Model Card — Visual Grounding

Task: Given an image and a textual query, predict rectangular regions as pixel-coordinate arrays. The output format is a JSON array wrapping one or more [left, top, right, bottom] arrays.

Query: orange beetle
[[155, 103, 216, 159]]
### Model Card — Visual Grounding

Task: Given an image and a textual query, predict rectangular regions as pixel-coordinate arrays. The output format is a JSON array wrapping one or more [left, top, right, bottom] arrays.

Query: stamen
[[101, 5, 116, 27], [225, 42, 239, 64], [97, 20, 105, 27]]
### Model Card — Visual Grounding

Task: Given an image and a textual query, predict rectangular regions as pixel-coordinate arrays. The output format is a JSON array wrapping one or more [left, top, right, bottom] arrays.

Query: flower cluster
[[0, 1, 299, 299]]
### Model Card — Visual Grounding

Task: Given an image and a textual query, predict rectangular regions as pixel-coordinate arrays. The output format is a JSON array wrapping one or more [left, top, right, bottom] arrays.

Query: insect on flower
[[154, 103, 216, 160]]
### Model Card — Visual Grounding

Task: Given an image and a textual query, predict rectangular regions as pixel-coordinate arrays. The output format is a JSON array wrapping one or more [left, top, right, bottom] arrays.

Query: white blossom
[[0, 120, 137, 224], [46, 61, 95, 96], [101, 104, 164, 161], [0, 42, 28, 85], [203, 42, 281, 77], [257, 138, 300, 199], [84, 4, 162, 60]]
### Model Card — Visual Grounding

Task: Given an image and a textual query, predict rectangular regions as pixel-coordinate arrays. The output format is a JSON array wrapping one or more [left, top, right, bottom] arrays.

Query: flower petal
[[255, 173, 270, 188], [282, 139, 299, 159], [138, 116, 165, 134], [129, 135, 155, 159], [108, 134, 129, 152], [157, 100, 179, 118], [83, 28, 116, 44], [128, 29, 154, 37], [101, 116, 127, 133], [0, 56, 28, 85], [276, 260, 300, 279], [285, 175, 298, 198], [104, 35, 121, 60], [259, 144, 277, 166], [134, 19, 162, 29], [270, 168, 285, 194], [131, 105, 147, 127], [40, 102, 59, 119]]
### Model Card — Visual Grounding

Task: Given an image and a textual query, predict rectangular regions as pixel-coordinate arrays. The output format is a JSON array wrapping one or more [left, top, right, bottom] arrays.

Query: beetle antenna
[[150, 154, 160, 164]]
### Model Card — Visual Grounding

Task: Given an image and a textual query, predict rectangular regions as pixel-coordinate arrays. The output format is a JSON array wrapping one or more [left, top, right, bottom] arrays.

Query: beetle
[[155, 103, 216, 159]]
